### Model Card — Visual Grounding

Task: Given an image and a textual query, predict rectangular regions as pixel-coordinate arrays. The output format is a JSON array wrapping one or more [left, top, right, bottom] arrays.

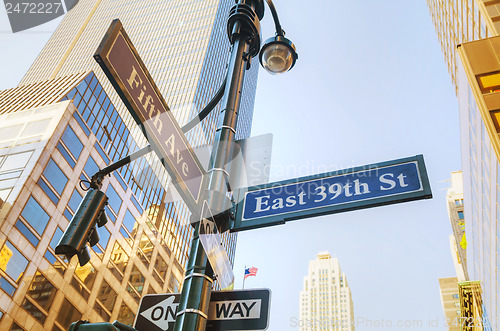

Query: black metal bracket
[[88, 145, 153, 190], [227, 3, 262, 57]]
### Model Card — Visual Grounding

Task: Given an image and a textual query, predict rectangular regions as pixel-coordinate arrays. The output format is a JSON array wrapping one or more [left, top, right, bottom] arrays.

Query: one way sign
[[134, 289, 270, 331], [134, 293, 180, 331]]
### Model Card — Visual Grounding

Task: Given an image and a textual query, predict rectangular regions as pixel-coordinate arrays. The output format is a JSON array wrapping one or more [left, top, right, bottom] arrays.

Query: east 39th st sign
[[232, 155, 432, 231]]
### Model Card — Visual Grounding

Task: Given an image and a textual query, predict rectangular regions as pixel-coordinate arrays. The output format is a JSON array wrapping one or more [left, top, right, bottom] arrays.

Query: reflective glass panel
[[109, 242, 129, 274], [0, 125, 23, 141], [61, 125, 83, 160], [106, 184, 122, 214], [9, 322, 23, 331], [117, 302, 135, 326], [154, 254, 168, 283], [22, 298, 46, 324], [42, 159, 68, 195], [21, 196, 50, 235], [49, 227, 63, 251], [56, 298, 82, 330], [122, 209, 138, 235], [0, 241, 29, 283], [1, 151, 33, 172], [74, 263, 97, 291], [20, 119, 51, 138], [68, 189, 83, 213], [26, 270, 57, 311], [83, 156, 99, 180], [128, 265, 145, 295], [97, 279, 117, 313], [15, 220, 39, 247]]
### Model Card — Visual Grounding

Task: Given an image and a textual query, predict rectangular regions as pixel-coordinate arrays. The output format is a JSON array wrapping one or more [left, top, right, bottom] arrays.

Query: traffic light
[[56, 188, 108, 266], [68, 320, 137, 331]]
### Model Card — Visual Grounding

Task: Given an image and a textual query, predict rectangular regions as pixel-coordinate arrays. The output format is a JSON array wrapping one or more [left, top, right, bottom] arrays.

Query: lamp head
[[259, 35, 298, 74]]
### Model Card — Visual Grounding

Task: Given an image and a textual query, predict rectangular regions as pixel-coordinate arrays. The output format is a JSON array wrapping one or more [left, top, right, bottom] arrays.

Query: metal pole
[[173, 1, 261, 329], [243, 265, 247, 289]]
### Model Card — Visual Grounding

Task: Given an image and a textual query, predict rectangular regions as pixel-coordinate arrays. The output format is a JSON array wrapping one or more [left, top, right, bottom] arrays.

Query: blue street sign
[[232, 155, 432, 231]]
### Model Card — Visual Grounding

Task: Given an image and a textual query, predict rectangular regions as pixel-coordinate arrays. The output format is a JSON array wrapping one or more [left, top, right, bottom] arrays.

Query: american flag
[[244, 267, 258, 279]]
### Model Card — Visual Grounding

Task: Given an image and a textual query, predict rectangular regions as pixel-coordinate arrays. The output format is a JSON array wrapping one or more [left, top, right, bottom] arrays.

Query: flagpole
[[243, 265, 246, 289]]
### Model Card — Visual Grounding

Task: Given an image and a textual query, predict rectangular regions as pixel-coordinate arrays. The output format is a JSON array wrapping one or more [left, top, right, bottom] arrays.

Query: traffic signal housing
[[55, 188, 108, 266]]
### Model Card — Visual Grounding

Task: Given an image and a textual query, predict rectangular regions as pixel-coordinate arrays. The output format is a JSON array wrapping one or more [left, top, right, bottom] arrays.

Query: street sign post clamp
[[207, 168, 230, 179], [176, 309, 208, 320], [184, 272, 214, 284], [217, 125, 236, 134]]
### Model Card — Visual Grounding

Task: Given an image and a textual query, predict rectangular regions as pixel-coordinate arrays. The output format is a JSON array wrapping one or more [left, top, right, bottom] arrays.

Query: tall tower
[[20, 0, 258, 144], [0, 0, 258, 329], [299, 252, 354, 331], [427, 0, 500, 326], [446, 171, 467, 281]]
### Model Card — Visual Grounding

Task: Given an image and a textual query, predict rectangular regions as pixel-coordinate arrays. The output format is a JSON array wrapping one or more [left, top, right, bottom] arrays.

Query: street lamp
[[260, 34, 298, 74], [259, 0, 298, 74], [174, 0, 297, 330]]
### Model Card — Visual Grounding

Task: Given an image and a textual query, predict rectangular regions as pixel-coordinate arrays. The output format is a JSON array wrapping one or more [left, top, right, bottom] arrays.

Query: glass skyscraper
[[427, 0, 500, 327], [0, 0, 258, 329]]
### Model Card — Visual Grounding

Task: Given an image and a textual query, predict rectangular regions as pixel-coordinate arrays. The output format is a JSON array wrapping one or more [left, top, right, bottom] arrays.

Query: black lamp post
[[173, 1, 297, 330]]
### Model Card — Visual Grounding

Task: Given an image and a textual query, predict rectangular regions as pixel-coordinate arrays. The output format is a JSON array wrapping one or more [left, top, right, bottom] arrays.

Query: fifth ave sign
[[94, 19, 205, 213], [232, 155, 432, 231]]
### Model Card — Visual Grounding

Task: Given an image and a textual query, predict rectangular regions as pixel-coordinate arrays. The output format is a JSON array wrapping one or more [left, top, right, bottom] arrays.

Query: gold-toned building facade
[[427, 0, 500, 327], [0, 0, 259, 329]]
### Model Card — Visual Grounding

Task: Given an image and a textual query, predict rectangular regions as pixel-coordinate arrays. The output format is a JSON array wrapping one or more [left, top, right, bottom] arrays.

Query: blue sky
[[0, 1, 459, 330]]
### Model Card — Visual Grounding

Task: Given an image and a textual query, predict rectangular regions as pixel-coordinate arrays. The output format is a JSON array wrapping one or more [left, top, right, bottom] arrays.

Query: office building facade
[[299, 251, 355, 331], [0, 0, 259, 329], [438, 277, 461, 331], [447, 171, 467, 280], [427, 0, 500, 327]]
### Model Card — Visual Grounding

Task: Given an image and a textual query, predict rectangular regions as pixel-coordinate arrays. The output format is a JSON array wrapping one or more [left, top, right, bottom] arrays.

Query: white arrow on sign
[[139, 295, 179, 330]]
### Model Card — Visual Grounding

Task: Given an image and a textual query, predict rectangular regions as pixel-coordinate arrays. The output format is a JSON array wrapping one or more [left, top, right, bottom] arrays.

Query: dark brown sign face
[[94, 19, 204, 212]]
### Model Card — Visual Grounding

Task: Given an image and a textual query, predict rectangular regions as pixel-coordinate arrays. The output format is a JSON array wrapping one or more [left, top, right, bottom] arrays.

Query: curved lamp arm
[[266, 0, 284, 36]]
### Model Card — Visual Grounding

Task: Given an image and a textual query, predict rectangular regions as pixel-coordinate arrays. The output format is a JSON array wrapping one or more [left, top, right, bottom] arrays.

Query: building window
[[9, 322, 24, 331], [137, 233, 153, 268], [71, 262, 97, 300], [169, 274, 180, 293], [0, 150, 33, 173], [23, 270, 57, 324], [105, 184, 122, 222], [0, 241, 29, 296], [154, 254, 168, 286], [68, 189, 83, 213], [20, 196, 50, 236], [108, 242, 129, 282], [56, 298, 82, 330], [39, 159, 68, 204], [121, 209, 138, 238], [15, 220, 39, 247], [95, 279, 117, 321], [117, 302, 135, 326], [127, 265, 145, 303], [81, 156, 99, 181], [49, 227, 64, 251], [458, 211, 464, 219], [92, 225, 110, 255], [60, 125, 83, 161]]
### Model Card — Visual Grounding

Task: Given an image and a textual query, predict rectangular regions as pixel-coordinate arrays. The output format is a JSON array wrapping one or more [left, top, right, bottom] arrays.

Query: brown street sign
[[94, 19, 204, 213]]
